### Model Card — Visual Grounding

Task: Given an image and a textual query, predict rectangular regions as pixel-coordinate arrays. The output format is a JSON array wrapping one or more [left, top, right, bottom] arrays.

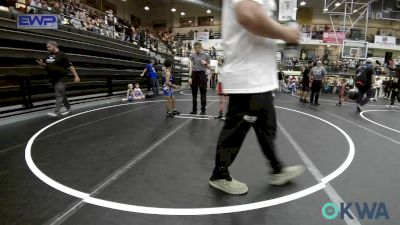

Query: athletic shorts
[[163, 86, 173, 97], [302, 81, 310, 92]]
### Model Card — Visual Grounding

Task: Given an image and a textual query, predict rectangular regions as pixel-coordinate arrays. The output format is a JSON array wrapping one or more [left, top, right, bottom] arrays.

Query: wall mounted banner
[[17, 14, 58, 29], [195, 32, 210, 42], [278, 0, 298, 22], [374, 35, 396, 45], [322, 32, 345, 44]]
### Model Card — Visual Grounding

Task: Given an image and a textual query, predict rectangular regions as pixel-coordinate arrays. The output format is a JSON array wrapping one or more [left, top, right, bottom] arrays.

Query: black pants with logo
[[211, 92, 282, 180], [191, 71, 207, 112]]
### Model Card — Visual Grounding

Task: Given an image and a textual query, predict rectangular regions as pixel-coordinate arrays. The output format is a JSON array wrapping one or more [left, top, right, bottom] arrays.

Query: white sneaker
[[47, 112, 60, 117], [269, 165, 305, 186], [209, 178, 248, 195], [61, 109, 72, 116]]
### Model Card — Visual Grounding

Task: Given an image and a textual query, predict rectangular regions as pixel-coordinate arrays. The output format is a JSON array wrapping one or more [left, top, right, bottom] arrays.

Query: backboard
[[341, 40, 368, 59]]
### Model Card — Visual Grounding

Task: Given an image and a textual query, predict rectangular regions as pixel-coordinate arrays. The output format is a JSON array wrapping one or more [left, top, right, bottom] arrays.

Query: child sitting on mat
[[133, 83, 145, 100]]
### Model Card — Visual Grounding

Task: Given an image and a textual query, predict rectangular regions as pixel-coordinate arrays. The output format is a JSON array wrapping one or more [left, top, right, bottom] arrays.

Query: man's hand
[[74, 76, 80, 83], [283, 27, 301, 44], [36, 59, 46, 67], [188, 78, 192, 86], [201, 59, 207, 65]]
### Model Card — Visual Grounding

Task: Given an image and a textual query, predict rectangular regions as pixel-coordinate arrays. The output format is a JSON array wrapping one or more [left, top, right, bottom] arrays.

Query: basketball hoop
[[342, 41, 368, 60]]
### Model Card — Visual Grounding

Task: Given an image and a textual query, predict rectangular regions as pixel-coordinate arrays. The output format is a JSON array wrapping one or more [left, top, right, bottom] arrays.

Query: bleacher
[[0, 10, 184, 116]]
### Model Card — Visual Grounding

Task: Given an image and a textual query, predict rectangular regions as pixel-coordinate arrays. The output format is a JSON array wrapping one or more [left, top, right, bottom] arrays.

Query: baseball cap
[[366, 58, 374, 63]]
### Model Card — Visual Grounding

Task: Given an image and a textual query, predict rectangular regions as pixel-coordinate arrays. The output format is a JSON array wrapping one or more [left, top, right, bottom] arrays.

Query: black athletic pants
[[357, 86, 373, 106], [310, 80, 322, 104], [191, 71, 207, 112], [211, 92, 282, 180], [391, 89, 400, 105]]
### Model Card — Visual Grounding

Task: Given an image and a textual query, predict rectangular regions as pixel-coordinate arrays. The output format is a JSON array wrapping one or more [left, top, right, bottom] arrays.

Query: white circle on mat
[[25, 100, 355, 215], [360, 110, 400, 133]]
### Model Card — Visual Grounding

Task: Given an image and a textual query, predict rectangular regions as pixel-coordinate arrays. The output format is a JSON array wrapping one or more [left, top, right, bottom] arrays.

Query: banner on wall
[[278, 0, 298, 22], [195, 32, 210, 41], [374, 35, 396, 45], [17, 14, 58, 29], [322, 32, 345, 44]]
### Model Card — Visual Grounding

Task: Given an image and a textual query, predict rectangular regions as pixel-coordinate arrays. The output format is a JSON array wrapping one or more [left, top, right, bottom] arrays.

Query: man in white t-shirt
[[209, 0, 305, 195]]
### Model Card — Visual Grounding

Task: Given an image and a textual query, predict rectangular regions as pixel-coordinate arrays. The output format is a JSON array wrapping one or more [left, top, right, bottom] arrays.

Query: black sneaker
[[166, 112, 174, 118], [336, 103, 341, 106], [310, 102, 314, 105], [299, 99, 303, 102], [190, 111, 197, 115], [314, 103, 320, 106], [200, 111, 206, 115], [215, 112, 223, 119], [172, 110, 180, 115]]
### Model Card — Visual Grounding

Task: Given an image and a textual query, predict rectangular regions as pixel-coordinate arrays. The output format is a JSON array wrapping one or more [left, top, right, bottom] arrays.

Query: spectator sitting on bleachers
[[133, 30, 140, 45], [41, 1, 49, 11], [79, 9, 86, 21], [50, 2, 62, 14], [99, 17, 109, 36], [4, 0, 164, 54], [123, 24, 132, 42], [69, 13, 82, 29], [29, 0, 41, 12], [83, 17, 93, 31]]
